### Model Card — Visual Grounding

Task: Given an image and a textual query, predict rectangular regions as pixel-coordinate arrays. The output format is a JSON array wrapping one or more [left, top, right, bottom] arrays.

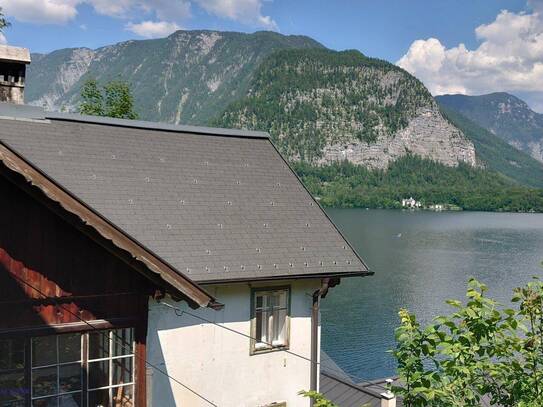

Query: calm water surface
[[322, 209, 543, 381]]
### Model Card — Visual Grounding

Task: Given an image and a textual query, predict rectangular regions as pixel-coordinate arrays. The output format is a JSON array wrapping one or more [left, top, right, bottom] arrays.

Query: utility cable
[[160, 301, 389, 392], [9, 273, 218, 407]]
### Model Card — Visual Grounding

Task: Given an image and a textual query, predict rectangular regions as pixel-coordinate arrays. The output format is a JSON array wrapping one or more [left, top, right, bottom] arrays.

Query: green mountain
[[295, 156, 543, 212], [214, 48, 477, 169], [24, 32, 543, 211], [26, 30, 323, 124], [439, 107, 543, 188], [436, 93, 543, 163]]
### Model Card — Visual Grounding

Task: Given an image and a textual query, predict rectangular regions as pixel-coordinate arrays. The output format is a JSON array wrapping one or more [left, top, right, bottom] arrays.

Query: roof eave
[[197, 270, 374, 285], [0, 140, 218, 309], [46, 111, 270, 139]]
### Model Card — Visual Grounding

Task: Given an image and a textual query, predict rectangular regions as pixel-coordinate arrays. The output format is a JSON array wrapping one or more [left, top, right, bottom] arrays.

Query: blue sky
[[1, 0, 543, 110]]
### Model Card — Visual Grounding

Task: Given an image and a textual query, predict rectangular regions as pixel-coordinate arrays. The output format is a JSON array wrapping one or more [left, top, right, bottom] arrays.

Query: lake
[[321, 209, 543, 381]]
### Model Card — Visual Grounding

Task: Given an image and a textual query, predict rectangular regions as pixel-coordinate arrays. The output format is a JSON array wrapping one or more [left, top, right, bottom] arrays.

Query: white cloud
[[0, 0, 79, 24], [0, 0, 274, 31], [0, 32, 6, 44], [398, 6, 543, 110], [194, 0, 277, 29], [0, 0, 191, 24], [126, 20, 181, 38], [139, 0, 191, 21]]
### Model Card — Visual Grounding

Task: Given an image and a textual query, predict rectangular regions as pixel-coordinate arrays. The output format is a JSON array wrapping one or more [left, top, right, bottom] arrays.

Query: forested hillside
[[27, 30, 323, 124], [295, 156, 543, 212], [437, 93, 543, 163], [440, 107, 543, 188], [215, 48, 476, 169]]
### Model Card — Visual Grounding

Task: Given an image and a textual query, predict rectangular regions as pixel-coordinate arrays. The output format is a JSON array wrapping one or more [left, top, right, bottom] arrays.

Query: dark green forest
[[294, 155, 543, 212]]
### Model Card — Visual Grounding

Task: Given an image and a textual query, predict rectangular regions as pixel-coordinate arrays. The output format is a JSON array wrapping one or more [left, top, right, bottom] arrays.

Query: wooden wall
[[0, 168, 153, 337]]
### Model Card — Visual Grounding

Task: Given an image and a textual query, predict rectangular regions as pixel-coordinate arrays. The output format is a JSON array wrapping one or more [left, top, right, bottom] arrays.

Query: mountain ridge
[[436, 93, 543, 163], [26, 30, 324, 124], [214, 47, 477, 169]]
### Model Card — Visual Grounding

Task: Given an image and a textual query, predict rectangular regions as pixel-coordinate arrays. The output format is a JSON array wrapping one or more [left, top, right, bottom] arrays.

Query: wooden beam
[[0, 141, 216, 308]]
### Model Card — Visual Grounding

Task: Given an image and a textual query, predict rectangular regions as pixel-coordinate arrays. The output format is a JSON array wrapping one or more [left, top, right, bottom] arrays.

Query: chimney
[[0, 45, 31, 104]]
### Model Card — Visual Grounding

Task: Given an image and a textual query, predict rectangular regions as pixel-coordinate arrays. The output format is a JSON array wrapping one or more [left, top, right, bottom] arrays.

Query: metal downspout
[[310, 278, 332, 404]]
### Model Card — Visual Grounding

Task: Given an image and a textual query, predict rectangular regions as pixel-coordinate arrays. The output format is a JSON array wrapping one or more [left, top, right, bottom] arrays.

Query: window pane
[[0, 371, 26, 403], [89, 332, 110, 360], [255, 295, 263, 309], [88, 360, 109, 390], [59, 363, 81, 393], [273, 309, 287, 345], [255, 310, 263, 342], [0, 339, 25, 371], [278, 291, 287, 308], [112, 385, 133, 407], [112, 329, 133, 357], [112, 357, 132, 386], [88, 389, 110, 407], [59, 393, 82, 407], [32, 366, 58, 398], [32, 336, 57, 367], [32, 396, 58, 407], [58, 335, 81, 364]]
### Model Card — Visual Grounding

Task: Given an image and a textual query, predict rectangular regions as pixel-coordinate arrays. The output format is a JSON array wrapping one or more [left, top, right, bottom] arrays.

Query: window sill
[[250, 344, 289, 356]]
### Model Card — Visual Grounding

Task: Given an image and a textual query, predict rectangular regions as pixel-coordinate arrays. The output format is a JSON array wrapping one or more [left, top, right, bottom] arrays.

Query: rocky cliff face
[[320, 106, 476, 169], [437, 93, 543, 163], [216, 49, 477, 169], [26, 30, 323, 124], [26, 32, 478, 170]]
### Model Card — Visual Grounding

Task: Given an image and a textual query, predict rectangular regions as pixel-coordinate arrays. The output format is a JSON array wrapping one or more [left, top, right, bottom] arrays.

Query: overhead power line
[[159, 301, 388, 392], [9, 273, 218, 407]]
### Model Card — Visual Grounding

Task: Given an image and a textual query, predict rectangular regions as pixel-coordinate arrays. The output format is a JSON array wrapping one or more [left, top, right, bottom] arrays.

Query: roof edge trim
[[198, 270, 373, 285], [267, 139, 372, 273], [46, 111, 270, 139], [0, 140, 217, 309]]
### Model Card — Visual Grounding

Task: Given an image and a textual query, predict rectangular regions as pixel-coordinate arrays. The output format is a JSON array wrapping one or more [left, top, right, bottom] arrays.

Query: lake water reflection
[[321, 209, 543, 380]]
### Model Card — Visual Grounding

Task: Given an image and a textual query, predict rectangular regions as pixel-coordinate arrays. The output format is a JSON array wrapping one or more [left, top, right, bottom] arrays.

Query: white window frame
[[250, 286, 290, 354], [87, 329, 135, 407]]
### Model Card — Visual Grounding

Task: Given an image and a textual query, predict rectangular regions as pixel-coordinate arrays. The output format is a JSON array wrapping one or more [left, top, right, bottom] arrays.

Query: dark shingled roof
[[320, 351, 401, 407], [0, 105, 369, 283]]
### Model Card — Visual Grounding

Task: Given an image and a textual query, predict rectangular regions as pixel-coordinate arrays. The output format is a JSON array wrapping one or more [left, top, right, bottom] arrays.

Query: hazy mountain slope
[[436, 93, 543, 163], [214, 48, 477, 169], [440, 107, 543, 188], [26, 30, 324, 124]]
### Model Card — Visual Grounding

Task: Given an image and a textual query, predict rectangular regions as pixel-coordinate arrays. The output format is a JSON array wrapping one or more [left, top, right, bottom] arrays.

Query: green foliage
[[298, 391, 339, 407], [103, 80, 138, 119], [79, 79, 138, 119], [393, 278, 543, 407], [0, 7, 10, 32], [293, 155, 543, 212], [214, 48, 434, 161], [298, 390, 371, 407], [79, 79, 104, 116], [28, 31, 323, 124], [440, 106, 543, 189]]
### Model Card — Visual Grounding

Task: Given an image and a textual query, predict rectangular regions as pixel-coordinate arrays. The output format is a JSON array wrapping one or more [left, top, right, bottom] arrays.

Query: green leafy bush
[[393, 278, 543, 407]]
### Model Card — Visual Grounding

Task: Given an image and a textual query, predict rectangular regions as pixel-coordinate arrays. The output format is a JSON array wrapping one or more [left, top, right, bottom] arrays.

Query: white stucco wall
[[146, 279, 321, 407]]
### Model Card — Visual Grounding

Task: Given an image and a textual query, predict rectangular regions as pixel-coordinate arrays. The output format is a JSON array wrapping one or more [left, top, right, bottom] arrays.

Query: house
[[0, 45, 371, 407], [400, 197, 421, 209]]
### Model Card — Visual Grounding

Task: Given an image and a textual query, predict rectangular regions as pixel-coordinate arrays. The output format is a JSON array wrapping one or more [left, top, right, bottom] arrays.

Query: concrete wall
[[147, 279, 321, 407]]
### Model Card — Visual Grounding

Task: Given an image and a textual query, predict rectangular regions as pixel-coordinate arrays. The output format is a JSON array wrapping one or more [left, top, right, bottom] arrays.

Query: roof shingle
[[0, 106, 368, 283]]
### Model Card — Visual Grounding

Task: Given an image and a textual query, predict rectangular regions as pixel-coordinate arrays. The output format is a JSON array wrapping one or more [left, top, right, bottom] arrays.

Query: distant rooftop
[[0, 103, 369, 283], [0, 45, 31, 64]]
